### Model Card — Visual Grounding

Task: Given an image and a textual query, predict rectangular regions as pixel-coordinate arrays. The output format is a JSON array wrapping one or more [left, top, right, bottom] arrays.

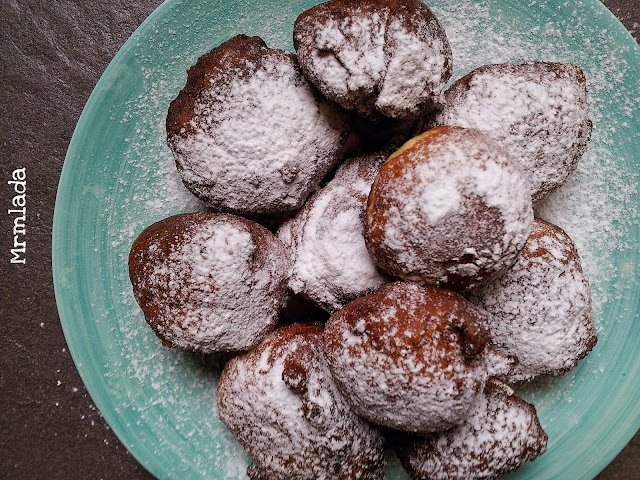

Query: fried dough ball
[[365, 126, 533, 291], [278, 152, 389, 312], [293, 0, 452, 121], [128, 213, 290, 353], [435, 62, 591, 203], [396, 379, 548, 480], [217, 324, 386, 480], [166, 34, 349, 214], [469, 218, 597, 381], [323, 282, 491, 433]]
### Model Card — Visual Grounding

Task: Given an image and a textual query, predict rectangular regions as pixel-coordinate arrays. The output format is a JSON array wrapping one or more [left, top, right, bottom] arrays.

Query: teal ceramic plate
[[53, 0, 640, 478]]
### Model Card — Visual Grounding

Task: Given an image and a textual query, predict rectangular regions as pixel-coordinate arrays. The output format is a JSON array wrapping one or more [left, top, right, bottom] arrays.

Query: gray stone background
[[0, 0, 638, 478]]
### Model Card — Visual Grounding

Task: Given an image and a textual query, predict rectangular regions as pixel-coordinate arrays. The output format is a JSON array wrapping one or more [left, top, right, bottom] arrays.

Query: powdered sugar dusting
[[470, 219, 597, 381], [398, 380, 547, 480], [170, 43, 347, 213], [278, 152, 389, 312], [217, 325, 386, 479]]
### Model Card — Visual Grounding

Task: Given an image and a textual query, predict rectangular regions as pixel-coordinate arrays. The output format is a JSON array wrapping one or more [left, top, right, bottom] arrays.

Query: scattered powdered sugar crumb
[[117, 76, 208, 221]]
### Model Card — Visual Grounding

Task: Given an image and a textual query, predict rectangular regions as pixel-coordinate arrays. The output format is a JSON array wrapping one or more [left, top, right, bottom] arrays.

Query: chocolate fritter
[[217, 324, 386, 480], [128, 213, 290, 353], [365, 126, 533, 291], [167, 34, 349, 214], [469, 218, 597, 381], [397, 379, 548, 480], [323, 282, 491, 434], [294, 0, 452, 121]]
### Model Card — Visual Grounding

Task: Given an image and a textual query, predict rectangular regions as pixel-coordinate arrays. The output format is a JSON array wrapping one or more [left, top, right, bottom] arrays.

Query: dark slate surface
[[0, 0, 638, 479]]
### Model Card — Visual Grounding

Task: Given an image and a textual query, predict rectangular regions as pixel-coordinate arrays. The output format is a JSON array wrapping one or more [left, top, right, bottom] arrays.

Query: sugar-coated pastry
[[217, 324, 386, 480], [365, 126, 533, 291], [128, 213, 290, 353], [469, 218, 597, 381], [436, 62, 591, 203], [294, 0, 452, 121], [166, 34, 349, 214], [396, 379, 548, 480], [323, 282, 491, 433], [278, 152, 389, 312]]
